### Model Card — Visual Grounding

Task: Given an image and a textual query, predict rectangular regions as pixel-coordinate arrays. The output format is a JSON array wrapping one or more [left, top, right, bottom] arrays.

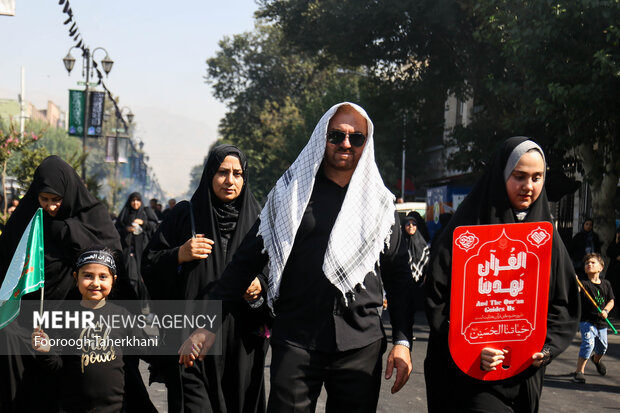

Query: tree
[[256, 0, 478, 182], [448, 0, 620, 249], [207, 23, 374, 200], [257, 0, 620, 247], [7, 119, 83, 190], [0, 120, 39, 223], [186, 155, 207, 199]]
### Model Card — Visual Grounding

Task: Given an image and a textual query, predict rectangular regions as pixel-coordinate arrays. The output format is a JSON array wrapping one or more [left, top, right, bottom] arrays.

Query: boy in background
[[573, 253, 615, 383]]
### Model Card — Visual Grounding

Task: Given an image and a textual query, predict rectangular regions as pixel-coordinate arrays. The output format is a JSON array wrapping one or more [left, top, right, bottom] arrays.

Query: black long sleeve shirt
[[211, 171, 414, 352]]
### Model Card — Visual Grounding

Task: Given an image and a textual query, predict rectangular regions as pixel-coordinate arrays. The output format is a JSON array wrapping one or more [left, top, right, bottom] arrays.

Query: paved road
[[142, 312, 620, 412]]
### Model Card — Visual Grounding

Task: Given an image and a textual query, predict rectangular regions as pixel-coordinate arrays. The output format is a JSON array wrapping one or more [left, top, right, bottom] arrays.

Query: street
[[142, 311, 620, 412]]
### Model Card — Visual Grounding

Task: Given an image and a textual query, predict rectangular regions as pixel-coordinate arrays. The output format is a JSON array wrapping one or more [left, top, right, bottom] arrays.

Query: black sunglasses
[[326, 130, 367, 147]]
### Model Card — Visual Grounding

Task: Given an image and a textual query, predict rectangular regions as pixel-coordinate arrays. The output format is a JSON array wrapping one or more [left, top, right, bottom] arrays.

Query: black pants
[[268, 338, 386, 413]]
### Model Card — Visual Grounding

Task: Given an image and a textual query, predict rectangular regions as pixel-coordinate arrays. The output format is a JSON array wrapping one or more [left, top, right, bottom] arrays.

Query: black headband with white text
[[76, 250, 116, 274]]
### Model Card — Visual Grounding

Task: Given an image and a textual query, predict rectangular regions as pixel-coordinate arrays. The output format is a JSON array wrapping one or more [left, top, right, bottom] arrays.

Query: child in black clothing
[[573, 252, 615, 383], [32, 247, 154, 412]]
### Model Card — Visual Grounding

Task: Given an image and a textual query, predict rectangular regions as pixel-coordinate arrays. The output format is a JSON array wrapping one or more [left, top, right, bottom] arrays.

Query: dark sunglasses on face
[[326, 130, 367, 147]]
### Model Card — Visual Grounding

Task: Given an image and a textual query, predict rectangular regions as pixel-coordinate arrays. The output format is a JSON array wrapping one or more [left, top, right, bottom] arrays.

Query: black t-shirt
[[580, 278, 615, 328], [211, 169, 414, 352], [36, 302, 147, 413]]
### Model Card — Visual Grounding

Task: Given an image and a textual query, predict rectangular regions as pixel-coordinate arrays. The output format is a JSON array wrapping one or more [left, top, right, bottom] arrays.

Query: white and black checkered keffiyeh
[[258, 102, 396, 310]]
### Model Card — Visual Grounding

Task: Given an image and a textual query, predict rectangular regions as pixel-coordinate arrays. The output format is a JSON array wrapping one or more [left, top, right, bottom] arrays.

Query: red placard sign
[[449, 222, 553, 380]]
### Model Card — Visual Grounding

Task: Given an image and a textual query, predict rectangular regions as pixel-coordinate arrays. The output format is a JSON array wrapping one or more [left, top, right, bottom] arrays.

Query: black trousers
[[268, 338, 386, 413]]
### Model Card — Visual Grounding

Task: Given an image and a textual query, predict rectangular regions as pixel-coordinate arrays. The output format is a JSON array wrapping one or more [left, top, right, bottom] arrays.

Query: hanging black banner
[[87, 91, 105, 137]]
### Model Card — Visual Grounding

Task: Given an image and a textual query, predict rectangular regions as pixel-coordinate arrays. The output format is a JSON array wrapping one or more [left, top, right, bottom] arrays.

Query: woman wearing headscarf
[[402, 211, 430, 315], [143, 144, 268, 413], [425, 137, 579, 412], [0, 155, 140, 412], [115, 192, 159, 312], [402, 212, 430, 283]]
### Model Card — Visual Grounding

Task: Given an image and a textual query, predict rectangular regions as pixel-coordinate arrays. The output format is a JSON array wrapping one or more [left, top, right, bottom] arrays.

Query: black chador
[[0, 156, 148, 412], [115, 192, 159, 308], [425, 137, 580, 413], [143, 145, 268, 413]]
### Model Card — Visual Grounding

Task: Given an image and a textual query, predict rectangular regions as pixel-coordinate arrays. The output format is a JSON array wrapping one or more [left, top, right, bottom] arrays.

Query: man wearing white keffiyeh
[[179, 103, 415, 412]]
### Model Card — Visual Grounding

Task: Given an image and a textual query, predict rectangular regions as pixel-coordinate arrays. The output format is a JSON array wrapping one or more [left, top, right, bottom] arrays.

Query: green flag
[[0, 208, 45, 329]]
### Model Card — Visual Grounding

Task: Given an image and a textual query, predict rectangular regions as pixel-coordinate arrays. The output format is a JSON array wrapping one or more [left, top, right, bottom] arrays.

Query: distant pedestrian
[[161, 198, 176, 220], [570, 218, 602, 277], [150, 198, 162, 220], [115, 192, 159, 313], [573, 253, 615, 383], [402, 211, 430, 315], [402, 213, 430, 283]]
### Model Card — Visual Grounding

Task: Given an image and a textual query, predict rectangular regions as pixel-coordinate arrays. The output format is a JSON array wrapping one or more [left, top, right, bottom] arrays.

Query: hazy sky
[[0, 0, 258, 197]]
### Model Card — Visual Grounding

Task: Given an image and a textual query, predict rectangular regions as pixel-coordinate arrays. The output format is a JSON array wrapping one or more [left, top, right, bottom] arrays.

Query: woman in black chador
[[402, 212, 430, 313], [425, 137, 579, 412], [143, 144, 268, 413], [0, 156, 136, 412], [402, 211, 430, 283], [115, 192, 159, 311]]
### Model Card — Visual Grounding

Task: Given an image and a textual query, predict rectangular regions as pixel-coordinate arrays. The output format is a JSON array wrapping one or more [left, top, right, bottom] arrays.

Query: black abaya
[[115, 192, 159, 307], [0, 156, 148, 412], [424, 137, 580, 413], [143, 145, 268, 413]]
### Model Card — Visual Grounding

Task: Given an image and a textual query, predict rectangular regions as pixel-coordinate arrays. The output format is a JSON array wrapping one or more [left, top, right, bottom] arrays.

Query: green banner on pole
[[0, 208, 45, 329], [68, 89, 85, 136]]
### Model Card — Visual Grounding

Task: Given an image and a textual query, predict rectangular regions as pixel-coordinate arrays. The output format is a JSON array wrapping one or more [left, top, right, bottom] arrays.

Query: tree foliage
[[253, 0, 620, 244], [7, 119, 83, 190], [450, 0, 620, 245], [206, 24, 375, 200]]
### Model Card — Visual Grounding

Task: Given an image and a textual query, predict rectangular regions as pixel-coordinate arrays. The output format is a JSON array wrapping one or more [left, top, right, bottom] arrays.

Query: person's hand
[[31, 328, 50, 353], [126, 225, 135, 233], [600, 309, 609, 319], [243, 277, 262, 302], [480, 348, 506, 371], [133, 218, 144, 226], [385, 344, 412, 394], [178, 235, 214, 264], [531, 352, 546, 367], [178, 328, 216, 368]]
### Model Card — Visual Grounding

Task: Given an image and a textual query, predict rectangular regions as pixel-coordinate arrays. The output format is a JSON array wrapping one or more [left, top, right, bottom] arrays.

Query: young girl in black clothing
[[32, 247, 156, 413], [425, 137, 579, 412]]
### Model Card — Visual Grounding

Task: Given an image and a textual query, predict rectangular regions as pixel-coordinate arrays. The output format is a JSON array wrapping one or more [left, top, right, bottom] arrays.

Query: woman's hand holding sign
[[480, 348, 506, 371]]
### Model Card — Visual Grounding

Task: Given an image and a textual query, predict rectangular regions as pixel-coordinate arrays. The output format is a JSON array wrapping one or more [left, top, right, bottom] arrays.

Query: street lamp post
[[63, 46, 114, 180], [112, 106, 133, 209]]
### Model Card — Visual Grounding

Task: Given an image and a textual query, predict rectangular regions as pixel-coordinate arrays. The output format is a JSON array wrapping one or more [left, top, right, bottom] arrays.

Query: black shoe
[[592, 357, 607, 376], [572, 372, 586, 383]]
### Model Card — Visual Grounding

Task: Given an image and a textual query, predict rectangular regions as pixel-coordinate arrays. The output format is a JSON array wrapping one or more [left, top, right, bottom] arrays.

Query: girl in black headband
[[32, 246, 156, 412]]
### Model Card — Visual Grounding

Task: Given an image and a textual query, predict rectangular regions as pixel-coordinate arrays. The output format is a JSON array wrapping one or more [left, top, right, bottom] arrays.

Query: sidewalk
[[143, 312, 620, 412]]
